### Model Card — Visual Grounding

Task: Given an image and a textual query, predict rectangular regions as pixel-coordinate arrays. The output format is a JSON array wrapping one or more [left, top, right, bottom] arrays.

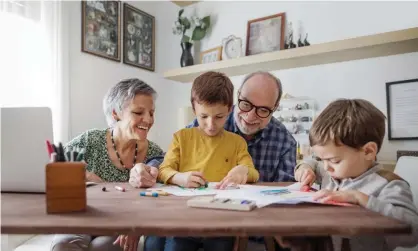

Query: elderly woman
[[50, 78, 164, 251]]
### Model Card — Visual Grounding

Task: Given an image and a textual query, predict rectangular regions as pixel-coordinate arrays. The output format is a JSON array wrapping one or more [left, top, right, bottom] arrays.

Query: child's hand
[[295, 164, 316, 186], [313, 189, 369, 207], [216, 165, 248, 189], [85, 171, 103, 183], [171, 171, 206, 188], [113, 235, 140, 251]]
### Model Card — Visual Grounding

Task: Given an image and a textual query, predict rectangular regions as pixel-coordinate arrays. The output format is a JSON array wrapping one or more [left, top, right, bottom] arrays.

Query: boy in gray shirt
[[277, 98, 418, 251]]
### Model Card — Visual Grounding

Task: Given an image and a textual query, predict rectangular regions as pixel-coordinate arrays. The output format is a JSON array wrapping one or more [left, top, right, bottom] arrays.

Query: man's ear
[[362, 142, 378, 161], [112, 109, 120, 122]]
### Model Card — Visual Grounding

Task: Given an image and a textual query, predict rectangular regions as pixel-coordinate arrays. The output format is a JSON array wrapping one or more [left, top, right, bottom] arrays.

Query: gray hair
[[103, 78, 157, 127], [239, 71, 283, 107]]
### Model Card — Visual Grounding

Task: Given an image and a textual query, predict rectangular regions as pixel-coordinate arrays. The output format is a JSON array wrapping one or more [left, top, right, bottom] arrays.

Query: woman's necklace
[[111, 129, 137, 170]]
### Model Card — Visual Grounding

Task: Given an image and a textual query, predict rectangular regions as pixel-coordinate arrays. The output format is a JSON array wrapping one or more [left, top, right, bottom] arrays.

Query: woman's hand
[[85, 171, 103, 183], [129, 163, 158, 188], [113, 235, 139, 251], [313, 189, 369, 207], [171, 171, 206, 188], [294, 164, 316, 186], [216, 165, 248, 189]]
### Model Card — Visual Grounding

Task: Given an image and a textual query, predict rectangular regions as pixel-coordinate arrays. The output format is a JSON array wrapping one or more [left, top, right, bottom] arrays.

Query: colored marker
[[46, 140, 54, 158], [301, 185, 318, 192], [154, 190, 169, 196], [140, 191, 159, 197], [115, 186, 125, 192]]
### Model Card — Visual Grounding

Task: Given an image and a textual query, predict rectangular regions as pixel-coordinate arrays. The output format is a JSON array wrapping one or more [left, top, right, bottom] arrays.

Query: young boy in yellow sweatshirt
[[158, 71, 259, 190], [155, 71, 259, 251]]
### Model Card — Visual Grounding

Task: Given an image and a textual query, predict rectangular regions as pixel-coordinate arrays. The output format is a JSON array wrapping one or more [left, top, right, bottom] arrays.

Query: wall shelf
[[163, 27, 418, 83]]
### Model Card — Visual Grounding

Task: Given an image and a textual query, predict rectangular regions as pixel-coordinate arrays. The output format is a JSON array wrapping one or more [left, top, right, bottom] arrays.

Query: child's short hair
[[191, 71, 234, 109], [309, 98, 386, 152]]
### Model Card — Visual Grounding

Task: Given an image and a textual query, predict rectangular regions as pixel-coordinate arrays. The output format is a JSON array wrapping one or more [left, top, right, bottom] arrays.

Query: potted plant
[[172, 9, 210, 67]]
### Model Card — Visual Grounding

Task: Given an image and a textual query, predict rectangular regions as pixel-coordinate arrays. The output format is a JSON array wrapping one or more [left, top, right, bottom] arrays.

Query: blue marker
[[140, 191, 158, 197], [260, 189, 290, 195]]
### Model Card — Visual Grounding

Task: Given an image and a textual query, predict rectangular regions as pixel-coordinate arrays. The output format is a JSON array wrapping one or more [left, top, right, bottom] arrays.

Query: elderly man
[[131, 71, 297, 251]]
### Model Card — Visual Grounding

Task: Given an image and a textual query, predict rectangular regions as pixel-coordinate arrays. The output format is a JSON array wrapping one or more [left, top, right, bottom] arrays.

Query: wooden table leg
[[277, 236, 334, 251], [313, 236, 334, 251], [233, 236, 248, 251], [264, 237, 276, 251]]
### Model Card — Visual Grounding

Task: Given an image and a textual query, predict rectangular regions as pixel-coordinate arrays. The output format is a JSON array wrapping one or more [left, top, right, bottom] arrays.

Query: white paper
[[147, 182, 220, 196], [215, 184, 315, 208], [389, 81, 418, 138]]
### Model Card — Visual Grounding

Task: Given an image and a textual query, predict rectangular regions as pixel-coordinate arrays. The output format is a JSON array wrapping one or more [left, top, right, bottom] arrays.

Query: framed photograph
[[200, 46, 222, 64], [123, 3, 155, 71], [386, 78, 418, 140], [246, 12, 286, 56], [81, 1, 121, 61]]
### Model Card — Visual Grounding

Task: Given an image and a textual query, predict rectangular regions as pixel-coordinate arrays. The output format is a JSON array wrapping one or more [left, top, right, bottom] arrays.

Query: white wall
[[68, 1, 180, 150], [173, 1, 418, 161], [68, 1, 418, 161]]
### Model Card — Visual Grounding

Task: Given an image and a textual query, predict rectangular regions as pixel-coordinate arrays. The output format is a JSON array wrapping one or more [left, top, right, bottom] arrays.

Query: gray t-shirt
[[64, 128, 164, 182], [298, 160, 418, 251]]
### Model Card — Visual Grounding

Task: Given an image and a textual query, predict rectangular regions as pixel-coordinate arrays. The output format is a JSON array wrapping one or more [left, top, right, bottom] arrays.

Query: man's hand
[[129, 163, 158, 188], [294, 164, 316, 186], [85, 171, 103, 183], [216, 165, 248, 189], [113, 235, 139, 251], [313, 189, 369, 207], [171, 171, 206, 188]]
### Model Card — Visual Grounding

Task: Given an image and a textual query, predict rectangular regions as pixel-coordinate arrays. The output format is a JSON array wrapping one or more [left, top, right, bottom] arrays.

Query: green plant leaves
[[175, 11, 210, 41], [201, 16, 210, 29], [179, 17, 191, 30], [192, 27, 206, 41], [182, 35, 191, 43]]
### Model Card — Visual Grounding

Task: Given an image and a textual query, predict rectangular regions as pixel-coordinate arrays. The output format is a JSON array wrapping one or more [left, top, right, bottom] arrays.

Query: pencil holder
[[45, 162, 87, 214]]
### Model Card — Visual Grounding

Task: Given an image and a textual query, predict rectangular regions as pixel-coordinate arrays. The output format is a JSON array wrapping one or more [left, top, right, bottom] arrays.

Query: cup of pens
[[45, 141, 87, 214]]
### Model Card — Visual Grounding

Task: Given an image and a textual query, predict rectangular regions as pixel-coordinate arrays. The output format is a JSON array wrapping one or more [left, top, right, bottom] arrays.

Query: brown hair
[[191, 71, 234, 109], [309, 99, 386, 152]]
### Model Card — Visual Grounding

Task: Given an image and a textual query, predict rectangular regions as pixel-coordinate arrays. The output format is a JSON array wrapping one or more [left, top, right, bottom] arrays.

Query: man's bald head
[[234, 71, 283, 136], [239, 71, 282, 108]]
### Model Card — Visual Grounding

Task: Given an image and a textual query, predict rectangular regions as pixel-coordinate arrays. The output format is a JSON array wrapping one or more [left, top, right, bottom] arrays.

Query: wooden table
[[1, 182, 412, 250]]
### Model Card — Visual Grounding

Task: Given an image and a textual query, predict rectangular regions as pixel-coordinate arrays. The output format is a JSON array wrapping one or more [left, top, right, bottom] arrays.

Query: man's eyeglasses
[[237, 99, 275, 118]]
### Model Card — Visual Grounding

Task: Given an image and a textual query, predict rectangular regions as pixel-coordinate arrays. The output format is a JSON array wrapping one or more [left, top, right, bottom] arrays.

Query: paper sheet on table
[[147, 182, 309, 198], [216, 183, 352, 208], [147, 182, 220, 196], [215, 186, 315, 208]]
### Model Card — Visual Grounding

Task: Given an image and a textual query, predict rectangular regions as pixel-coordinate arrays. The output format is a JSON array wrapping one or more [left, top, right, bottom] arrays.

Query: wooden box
[[45, 162, 87, 214]]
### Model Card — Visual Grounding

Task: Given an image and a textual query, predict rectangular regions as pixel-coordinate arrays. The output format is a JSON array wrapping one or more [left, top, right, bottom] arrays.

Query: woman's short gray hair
[[103, 78, 157, 127]]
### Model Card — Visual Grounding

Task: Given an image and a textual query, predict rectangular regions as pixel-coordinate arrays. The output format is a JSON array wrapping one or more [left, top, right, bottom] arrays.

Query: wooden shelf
[[164, 27, 418, 83]]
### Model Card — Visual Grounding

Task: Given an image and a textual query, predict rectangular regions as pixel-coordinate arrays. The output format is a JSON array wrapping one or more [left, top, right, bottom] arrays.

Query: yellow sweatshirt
[[158, 127, 259, 184]]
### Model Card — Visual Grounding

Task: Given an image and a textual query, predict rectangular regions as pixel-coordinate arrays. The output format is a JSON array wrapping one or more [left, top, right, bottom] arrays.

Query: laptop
[[1, 107, 54, 193]]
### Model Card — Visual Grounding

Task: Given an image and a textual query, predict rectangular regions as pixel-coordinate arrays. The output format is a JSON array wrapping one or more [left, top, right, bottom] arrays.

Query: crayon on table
[[155, 191, 169, 196], [301, 185, 318, 192], [140, 191, 159, 197], [114, 186, 125, 192]]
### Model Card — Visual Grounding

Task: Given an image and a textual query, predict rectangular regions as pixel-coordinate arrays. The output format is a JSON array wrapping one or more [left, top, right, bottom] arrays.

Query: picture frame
[[246, 12, 286, 56], [81, 1, 121, 61], [397, 150, 418, 160], [200, 46, 222, 64], [123, 3, 155, 71], [386, 78, 418, 140]]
